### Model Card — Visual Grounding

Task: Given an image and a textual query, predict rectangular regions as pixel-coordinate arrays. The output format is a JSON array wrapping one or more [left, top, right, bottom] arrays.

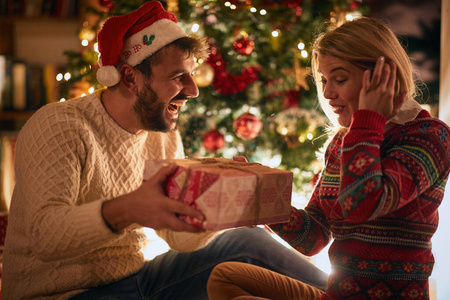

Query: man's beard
[[133, 82, 178, 132]]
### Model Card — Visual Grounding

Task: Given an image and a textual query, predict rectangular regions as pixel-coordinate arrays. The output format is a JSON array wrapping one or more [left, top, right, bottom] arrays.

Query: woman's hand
[[359, 56, 407, 119]]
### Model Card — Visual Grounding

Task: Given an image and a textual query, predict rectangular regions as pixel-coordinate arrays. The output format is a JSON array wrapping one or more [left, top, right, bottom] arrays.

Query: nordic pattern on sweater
[[270, 109, 450, 299]]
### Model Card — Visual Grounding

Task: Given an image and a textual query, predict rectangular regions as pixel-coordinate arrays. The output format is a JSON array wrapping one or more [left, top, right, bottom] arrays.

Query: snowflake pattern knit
[[270, 109, 450, 300]]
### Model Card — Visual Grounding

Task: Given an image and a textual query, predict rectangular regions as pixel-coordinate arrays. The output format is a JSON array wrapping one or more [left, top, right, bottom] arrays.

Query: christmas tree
[[61, 0, 368, 203]]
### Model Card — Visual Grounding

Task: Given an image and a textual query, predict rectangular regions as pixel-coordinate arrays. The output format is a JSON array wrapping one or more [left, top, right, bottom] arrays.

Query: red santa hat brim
[[96, 1, 187, 87]]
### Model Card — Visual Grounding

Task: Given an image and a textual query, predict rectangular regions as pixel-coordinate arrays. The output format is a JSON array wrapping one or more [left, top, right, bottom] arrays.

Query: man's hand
[[102, 164, 205, 233], [359, 56, 407, 119]]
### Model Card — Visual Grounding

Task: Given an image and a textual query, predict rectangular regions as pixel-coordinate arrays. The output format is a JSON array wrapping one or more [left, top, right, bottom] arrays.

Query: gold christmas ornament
[[282, 54, 310, 91], [194, 63, 215, 87], [166, 0, 179, 14]]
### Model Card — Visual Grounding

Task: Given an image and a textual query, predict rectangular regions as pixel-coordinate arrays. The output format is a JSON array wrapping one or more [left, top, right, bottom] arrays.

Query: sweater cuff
[[350, 110, 386, 132]]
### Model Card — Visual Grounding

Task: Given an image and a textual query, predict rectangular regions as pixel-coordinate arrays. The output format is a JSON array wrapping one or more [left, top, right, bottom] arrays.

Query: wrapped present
[[143, 158, 293, 231]]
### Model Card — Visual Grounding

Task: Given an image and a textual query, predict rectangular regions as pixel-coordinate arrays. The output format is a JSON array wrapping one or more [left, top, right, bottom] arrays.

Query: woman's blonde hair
[[311, 17, 418, 128]]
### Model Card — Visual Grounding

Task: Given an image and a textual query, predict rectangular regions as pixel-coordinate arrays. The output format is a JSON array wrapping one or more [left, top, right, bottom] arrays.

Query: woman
[[207, 17, 450, 300]]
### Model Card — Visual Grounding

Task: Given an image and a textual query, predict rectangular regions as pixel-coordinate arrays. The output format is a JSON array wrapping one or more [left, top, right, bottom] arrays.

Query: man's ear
[[120, 64, 139, 93]]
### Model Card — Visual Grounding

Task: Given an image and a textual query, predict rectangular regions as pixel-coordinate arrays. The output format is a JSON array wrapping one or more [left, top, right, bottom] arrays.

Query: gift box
[[143, 158, 293, 231]]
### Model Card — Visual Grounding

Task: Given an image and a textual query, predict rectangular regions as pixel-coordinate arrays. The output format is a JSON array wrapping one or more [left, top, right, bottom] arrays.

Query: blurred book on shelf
[[0, 134, 16, 212], [0, 0, 80, 18], [0, 55, 61, 112]]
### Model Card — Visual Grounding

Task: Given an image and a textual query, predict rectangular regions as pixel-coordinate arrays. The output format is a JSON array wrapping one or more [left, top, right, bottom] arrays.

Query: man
[[2, 2, 328, 299]]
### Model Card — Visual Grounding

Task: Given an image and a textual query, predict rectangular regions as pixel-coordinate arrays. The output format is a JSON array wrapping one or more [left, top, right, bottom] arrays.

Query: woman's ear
[[120, 64, 139, 93]]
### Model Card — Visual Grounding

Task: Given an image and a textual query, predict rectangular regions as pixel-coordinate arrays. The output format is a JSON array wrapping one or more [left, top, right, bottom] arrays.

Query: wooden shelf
[[0, 111, 35, 121], [0, 16, 80, 24]]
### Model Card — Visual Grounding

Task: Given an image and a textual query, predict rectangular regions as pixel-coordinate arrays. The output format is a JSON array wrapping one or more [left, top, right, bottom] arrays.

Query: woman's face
[[317, 54, 365, 127]]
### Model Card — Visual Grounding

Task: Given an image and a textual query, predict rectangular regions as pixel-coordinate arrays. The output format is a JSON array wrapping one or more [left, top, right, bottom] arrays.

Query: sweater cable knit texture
[[2, 91, 216, 299]]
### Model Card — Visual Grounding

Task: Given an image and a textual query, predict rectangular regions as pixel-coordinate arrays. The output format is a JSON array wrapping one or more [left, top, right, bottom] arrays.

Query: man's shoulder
[[33, 94, 98, 123], [21, 95, 98, 139]]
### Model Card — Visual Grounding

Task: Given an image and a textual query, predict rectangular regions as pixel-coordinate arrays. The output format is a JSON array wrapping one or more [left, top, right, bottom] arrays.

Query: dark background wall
[[368, 0, 441, 105]]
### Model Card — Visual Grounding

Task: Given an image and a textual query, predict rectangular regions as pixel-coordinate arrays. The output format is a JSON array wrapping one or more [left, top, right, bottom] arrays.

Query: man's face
[[133, 46, 198, 132]]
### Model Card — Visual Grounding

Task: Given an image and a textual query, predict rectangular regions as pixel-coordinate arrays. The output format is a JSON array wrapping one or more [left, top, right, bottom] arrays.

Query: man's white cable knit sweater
[[2, 91, 217, 299]]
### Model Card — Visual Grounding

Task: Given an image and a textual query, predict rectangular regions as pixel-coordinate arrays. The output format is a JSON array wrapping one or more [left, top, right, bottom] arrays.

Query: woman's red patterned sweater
[[269, 109, 450, 299]]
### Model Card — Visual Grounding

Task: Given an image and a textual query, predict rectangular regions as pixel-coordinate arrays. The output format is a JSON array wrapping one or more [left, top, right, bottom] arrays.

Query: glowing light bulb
[[89, 87, 95, 94], [272, 30, 279, 37], [297, 42, 305, 50], [225, 134, 234, 142], [307, 133, 313, 140], [250, 7, 256, 12], [60, 98, 66, 102], [56, 73, 63, 81], [301, 50, 308, 58], [269, 155, 282, 168], [260, 9, 267, 15], [191, 23, 200, 32], [249, 107, 259, 115], [64, 72, 71, 81], [346, 11, 362, 21], [81, 39, 89, 47]]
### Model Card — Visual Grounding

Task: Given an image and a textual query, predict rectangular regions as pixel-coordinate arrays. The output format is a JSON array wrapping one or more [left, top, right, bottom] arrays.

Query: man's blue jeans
[[70, 227, 328, 299]]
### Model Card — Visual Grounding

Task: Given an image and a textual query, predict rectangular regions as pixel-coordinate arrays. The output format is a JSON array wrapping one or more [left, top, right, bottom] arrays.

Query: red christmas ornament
[[233, 112, 262, 140], [202, 130, 225, 152], [206, 41, 261, 96], [350, 0, 359, 10], [99, 0, 114, 10], [233, 38, 255, 55], [282, 90, 300, 109]]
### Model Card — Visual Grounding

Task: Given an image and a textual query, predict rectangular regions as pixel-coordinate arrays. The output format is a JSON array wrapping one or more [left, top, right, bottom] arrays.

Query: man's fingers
[[168, 200, 205, 222]]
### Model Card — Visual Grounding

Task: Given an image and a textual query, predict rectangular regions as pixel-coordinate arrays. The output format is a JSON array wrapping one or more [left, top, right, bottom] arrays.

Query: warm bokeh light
[[191, 23, 200, 32]]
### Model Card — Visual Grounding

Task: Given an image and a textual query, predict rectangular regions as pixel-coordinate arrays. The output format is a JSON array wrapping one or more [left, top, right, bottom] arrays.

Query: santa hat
[[96, 1, 187, 87]]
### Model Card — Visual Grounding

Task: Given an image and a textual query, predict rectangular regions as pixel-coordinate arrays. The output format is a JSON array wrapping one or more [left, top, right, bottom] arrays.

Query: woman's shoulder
[[397, 110, 450, 137], [386, 110, 450, 153]]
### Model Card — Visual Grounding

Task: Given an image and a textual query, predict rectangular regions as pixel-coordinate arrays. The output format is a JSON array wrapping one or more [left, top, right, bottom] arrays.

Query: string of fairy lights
[[55, 0, 362, 103], [54, 0, 366, 203]]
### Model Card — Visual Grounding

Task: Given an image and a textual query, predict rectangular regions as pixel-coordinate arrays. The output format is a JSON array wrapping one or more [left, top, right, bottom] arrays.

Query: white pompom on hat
[[96, 1, 187, 87]]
